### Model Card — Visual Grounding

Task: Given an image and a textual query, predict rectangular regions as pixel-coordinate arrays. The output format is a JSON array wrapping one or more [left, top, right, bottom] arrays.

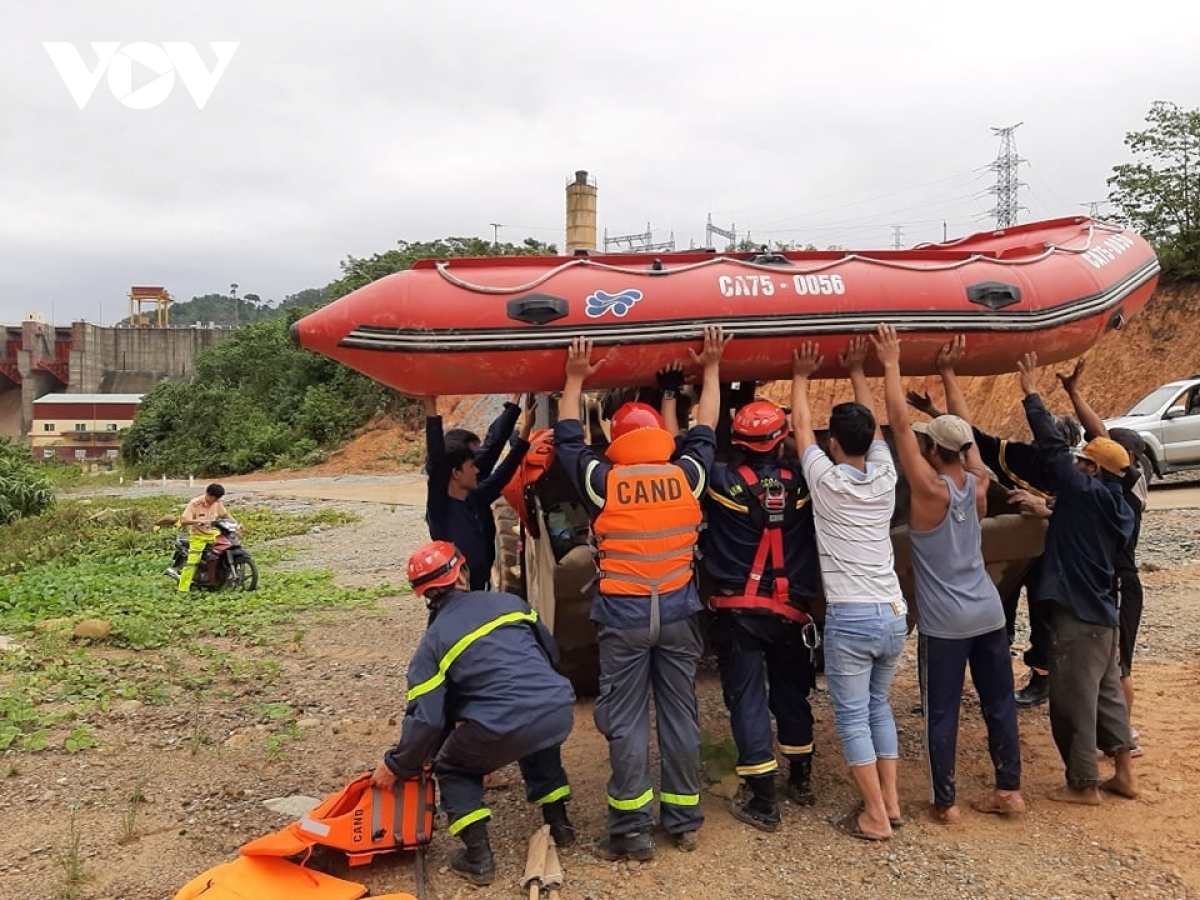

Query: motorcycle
[[165, 517, 259, 591]]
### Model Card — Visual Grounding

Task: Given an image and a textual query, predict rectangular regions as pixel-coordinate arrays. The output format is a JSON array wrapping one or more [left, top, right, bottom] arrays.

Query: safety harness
[[709, 467, 816, 643]]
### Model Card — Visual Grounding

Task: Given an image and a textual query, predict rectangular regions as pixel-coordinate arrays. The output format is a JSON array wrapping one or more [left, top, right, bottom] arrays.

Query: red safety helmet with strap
[[607, 401, 675, 465], [406, 541, 465, 597], [611, 401, 666, 439], [731, 400, 790, 453], [709, 466, 814, 633]]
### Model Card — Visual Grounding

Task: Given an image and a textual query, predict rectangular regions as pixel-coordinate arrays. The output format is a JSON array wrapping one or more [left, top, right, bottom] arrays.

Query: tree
[[326, 236, 556, 301], [1108, 101, 1200, 277], [124, 235, 552, 474], [0, 438, 54, 525]]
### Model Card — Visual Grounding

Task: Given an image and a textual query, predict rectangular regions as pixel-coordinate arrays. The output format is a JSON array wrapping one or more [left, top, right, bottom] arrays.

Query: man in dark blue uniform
[[444, 393, 528, 479], [422, 395, 533, 590], [701, 398, 822, 832], [371, 540, 576, 886]]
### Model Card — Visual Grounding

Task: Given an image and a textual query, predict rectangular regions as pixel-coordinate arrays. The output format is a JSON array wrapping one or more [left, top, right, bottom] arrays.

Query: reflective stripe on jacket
[[594, 463, 702, 597]]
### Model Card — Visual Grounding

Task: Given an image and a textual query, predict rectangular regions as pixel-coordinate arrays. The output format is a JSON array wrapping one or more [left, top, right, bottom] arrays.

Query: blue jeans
[[823, 602, 907, 767]]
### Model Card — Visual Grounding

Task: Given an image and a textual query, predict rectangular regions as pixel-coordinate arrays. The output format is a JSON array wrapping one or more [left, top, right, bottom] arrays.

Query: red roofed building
[[29, 393, 142, 462]]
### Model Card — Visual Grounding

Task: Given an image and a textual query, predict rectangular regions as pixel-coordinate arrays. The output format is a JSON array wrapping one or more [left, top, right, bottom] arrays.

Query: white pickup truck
[[1105, 377, 1200, 479]]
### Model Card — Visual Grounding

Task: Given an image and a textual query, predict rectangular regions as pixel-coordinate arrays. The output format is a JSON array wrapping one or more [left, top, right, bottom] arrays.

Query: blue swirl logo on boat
[[585, 288, 642, 318]]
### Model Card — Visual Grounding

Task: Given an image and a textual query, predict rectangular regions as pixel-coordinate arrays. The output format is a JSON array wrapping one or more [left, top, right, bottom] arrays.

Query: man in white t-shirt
[[791, 337, 907, 842]]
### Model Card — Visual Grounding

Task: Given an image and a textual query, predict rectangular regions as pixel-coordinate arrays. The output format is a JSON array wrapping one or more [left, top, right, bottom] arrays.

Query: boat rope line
[[338, 259, 1159, 354], [432, 223, 1128, 295]]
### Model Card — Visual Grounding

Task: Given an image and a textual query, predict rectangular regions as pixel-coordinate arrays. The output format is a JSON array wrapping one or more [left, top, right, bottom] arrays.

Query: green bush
[[0, 438, 55, 525]]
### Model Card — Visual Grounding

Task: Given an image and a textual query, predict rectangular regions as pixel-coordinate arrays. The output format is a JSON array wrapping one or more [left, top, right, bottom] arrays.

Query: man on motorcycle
[[170, 483, 230, 592]]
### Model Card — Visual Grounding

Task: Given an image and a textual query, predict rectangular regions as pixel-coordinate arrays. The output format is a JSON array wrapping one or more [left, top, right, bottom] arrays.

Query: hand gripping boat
[[291, 217, 1159, 394]]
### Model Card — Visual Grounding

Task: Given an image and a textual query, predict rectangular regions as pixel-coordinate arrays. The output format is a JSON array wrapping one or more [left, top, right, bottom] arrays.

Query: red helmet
[[407, 540, 466, 597], [732, 400, 790, 452], [611, 402, 666, 440]]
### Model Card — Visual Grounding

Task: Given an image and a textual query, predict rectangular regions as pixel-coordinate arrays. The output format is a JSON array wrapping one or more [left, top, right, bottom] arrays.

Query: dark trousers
[[435, 714, 572, 835], [1116, 566, 1144, 678], [918, 628, 1021, 808], [1047, 608, 1136, 788], [712, 613, 814, 775], [594, 617, 704, 837], [1003, 557, 1050, 671]]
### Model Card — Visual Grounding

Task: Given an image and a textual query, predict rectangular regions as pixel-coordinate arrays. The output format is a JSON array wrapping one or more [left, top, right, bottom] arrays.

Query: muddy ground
[[2, 473, 1199, 900]]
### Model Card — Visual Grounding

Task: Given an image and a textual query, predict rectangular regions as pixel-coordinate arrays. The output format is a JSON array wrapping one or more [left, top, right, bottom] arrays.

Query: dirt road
[[3, 475, 1198, 900]]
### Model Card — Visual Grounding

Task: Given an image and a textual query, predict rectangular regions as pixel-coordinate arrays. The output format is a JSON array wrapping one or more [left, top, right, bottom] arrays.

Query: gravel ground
[[3, 479, 1197, 900]]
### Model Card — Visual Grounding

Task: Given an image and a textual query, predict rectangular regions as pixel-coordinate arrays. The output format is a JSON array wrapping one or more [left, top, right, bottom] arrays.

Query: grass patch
[[55, 807, 88, 900], [0, 496, 393, 753]]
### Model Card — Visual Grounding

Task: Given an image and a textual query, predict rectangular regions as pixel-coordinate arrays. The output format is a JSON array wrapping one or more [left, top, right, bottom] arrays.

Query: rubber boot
[[783, 753, 816, 806], [542, 799, 576, 847], [731, 774, 781, 833], [1015, 670, 1050, 707], [449, 821, 495, 886], [592, 830, 654, 862]]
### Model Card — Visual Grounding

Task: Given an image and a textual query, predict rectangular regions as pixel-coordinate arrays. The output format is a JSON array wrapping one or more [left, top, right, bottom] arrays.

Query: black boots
[[731, 774, 781, 833], [541, 799, 576, 847], [783, 753, 816, 806], [593, 830, 655, 861], [449, 821, 496, 886], [1015, 670, 1050, 707]]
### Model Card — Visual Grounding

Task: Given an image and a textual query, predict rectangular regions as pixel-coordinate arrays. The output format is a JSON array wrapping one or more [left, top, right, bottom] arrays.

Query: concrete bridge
[[0, 321, 234, 438]]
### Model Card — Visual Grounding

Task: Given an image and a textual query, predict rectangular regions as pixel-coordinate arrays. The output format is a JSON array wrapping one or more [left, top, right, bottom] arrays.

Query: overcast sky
[[3, 1, 1197, 325]]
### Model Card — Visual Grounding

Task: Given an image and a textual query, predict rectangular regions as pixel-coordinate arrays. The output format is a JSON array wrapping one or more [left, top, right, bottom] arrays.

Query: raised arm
[[963, 437, 992, 520], [873, 323, 941, 496], [420, 395, 446, 476], [558, 338, 605, 424], [1019, 351, 1085, 491], [839, 335, 881, 440], [906, 388, 946, 420], [791, 342, 824, 452], [475, 395, 522, 478], [688, 325, 730, 430], [1057, 359, 1108, 440], [936, 335, 971, 420], [657, 363, 684, 438]]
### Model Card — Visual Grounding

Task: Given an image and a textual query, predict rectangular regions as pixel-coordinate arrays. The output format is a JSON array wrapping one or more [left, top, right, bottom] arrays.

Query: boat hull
[[293, 217, 1159, 394]]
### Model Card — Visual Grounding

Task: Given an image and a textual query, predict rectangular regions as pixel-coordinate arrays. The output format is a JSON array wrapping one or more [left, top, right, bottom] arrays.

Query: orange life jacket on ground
[[240, 771, 434, 867], [594, 462, 702, 598]]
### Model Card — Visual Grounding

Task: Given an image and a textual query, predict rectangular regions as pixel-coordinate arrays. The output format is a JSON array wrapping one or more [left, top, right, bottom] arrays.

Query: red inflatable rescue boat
[[292, 217, 1159, 394]]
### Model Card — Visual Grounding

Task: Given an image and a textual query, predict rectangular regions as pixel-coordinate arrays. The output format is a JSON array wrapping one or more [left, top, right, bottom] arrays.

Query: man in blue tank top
[[875, 325, 1025, 824]]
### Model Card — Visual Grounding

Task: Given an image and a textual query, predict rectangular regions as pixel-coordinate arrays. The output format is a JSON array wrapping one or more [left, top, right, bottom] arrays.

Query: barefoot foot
[[970, 790, 1026, 816], [1099, 776, 1139, 799], [930, 803, 962, 824], [1046, 784, 1101, 805]]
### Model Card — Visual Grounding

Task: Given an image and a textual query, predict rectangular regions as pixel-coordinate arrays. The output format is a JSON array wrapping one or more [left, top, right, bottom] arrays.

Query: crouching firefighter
[[371, 540, 576, 886], [702, 399, 822, 832]]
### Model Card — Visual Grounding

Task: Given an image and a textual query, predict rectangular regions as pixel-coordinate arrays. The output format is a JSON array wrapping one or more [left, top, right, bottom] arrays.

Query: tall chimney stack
[[565, 170, 597, 254]]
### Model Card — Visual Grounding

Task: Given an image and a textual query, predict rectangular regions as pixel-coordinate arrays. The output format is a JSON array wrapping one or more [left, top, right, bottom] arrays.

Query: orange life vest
[[594, 462, 702, 597], [500, 428, 555, 531], [240, 771, 434, 866]]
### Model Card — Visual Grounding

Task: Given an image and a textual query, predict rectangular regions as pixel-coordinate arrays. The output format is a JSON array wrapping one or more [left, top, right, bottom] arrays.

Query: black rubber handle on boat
[[966, 281, 1022, 310], [507, 293, 570, 325]]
